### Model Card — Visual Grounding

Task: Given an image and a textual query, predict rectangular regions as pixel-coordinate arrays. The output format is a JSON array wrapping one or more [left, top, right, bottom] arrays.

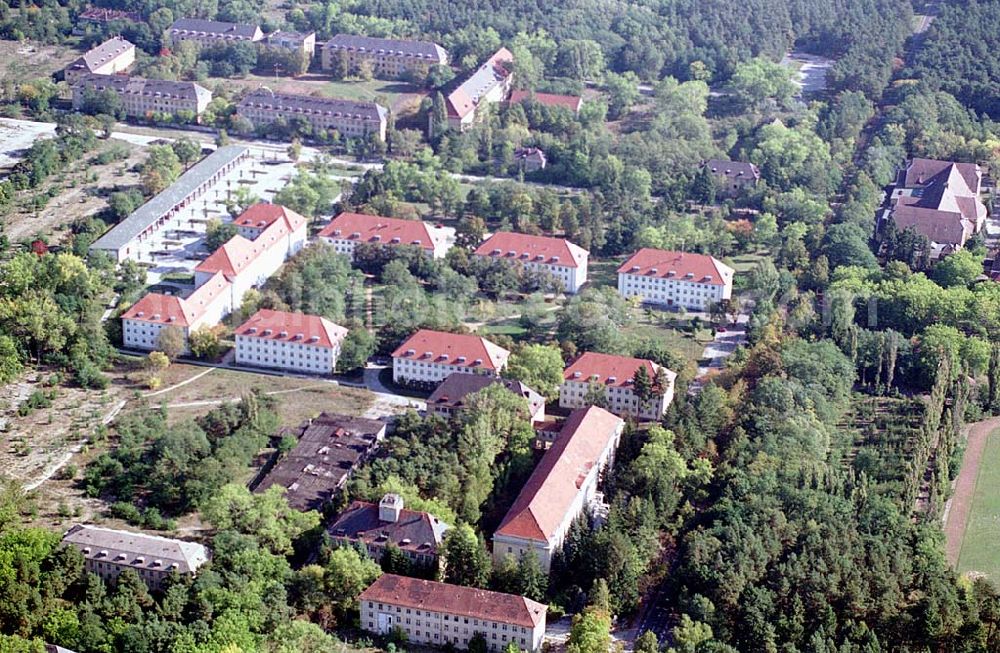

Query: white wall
[[235, 335, 338, 374], [617, 272, 730, 310]]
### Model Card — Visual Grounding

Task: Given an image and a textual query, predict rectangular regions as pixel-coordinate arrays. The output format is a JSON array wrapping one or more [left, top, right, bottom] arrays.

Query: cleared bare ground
[[0, 39, 79, 84]]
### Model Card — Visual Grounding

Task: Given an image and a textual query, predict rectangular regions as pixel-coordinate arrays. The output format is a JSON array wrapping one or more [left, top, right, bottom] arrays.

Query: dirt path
[[944, 417, 1000, 566]]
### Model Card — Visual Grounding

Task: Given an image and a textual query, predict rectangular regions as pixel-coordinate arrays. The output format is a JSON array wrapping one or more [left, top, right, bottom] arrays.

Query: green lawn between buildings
[[957, 429, 1000, 581]]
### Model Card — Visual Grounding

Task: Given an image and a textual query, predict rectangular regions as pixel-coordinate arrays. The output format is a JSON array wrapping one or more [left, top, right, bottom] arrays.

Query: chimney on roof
[[379, 493, 404, 523]]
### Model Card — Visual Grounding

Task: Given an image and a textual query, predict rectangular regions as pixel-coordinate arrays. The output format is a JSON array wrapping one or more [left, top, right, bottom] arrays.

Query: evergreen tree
[[430, 92, 449, 138]]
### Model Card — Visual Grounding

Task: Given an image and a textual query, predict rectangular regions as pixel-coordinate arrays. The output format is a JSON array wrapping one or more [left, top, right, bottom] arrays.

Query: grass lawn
[[957, 429, 1000, 580], [586, 259, 622, 289], [728, 251, 770, 274], [123, 363, 373, 427]]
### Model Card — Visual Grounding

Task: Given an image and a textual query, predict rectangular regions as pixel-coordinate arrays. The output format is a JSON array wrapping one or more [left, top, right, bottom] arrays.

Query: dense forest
[[908, 0, 1000, 118]]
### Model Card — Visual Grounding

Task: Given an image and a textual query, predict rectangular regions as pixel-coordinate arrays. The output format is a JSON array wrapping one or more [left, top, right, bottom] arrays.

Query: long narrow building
[[237, 88, 388, 140], [492, 406, 624, 573], [71, 73, 212, 119], [90, 146, 250, 263], [321, 34, 447, 77], [360, 574, 547, 652]]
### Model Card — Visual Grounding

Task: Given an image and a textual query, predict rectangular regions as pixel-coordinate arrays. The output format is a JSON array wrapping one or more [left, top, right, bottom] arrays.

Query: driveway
[[690, 312, 749, 394]]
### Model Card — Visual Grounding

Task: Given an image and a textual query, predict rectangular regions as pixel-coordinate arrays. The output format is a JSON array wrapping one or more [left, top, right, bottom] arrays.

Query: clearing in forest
[[954, 424, 1000, 578]]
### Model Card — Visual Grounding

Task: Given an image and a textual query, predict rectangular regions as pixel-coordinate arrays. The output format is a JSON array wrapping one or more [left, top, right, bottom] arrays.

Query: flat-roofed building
[[71, 73, 212, 120], [169, 18, 263, 47], [236, 88, 387, 140], [492, 406, 623, 573], [234, 309, 347, 374], [328, 494, 449, 570], [121, 271, 232, 353], [473, 231, 588, 293], [560, 351, 676, 420], [62, 524, 209, 590], [89, 146, 250, 263], [426, 373, 545, 423], [317, 211, 450, 259], [322, 34, 447, 78], [438, 47, 513, 134], [254, 413, 386, 511], [360, 574, 547, 652], [264, 30, 316, 57], [64, 36, 135, 85], [617, 248, 734, 310], [392, 329, 510, 386]]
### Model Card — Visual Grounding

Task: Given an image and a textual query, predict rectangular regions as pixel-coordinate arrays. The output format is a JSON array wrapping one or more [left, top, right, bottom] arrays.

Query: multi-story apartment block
[[62, 524, 209, 590], [254, 413, 386, 511], [264, 30, 316, 58], [90, 146, 250, 263], [322, 34, 447, 78], [234, 309, 347, 375], [438, 47, 513, 133], [328, 494, 450, 570], [559, 352, 676, 421], [617, 248, 734, 311], [121, 271, 232, 353], [360, 574, 547, 653], [704, 159, 760, 197], [392, 330, 510, 386], [473, 231, 588, 293], [317, 212, 450, 259], [426, 373, 545, 423], [493, 406, 624, 573], [881, 158, 987, 259], [71, 73, 212, 119], [63, 36, 135, 85], [168, 18, 263, 48], [236, 88, 387, 140], [193, 202, 307, 309]]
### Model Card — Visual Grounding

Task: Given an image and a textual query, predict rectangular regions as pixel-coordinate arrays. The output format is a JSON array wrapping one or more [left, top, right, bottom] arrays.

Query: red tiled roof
[[495, 406, 623, 543], [446, 47, 513, 119], [196, 205, 303, 279], [617, 248, 732, 286], [905, 158, 981, 193], [122, 271, 231, 327], [234, 309, 347, 349], [562, 351, 674, 389], [318, 212, 437, 252], [360, 574, 546, 628], [391, 329, 509, 371], [122, 293, 194, 327], [233, 203, 306, 231], [474, 232, 587, 269], [509, 90, 582, 112]]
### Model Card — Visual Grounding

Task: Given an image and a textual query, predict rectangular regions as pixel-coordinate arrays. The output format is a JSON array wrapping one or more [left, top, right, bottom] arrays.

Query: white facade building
[[194, 203, 307, 310], [234, 309, 347, 374], [62, 524, 209, 591], [392, 329, 510, 386], [317, 212, 450, 259], [559, 351, 676, 421], [360, 574, 546, 653], [492, 406, 624, 573], [121, 271, 232, 353], [473, 231, 588, 293], [617, 248, 734, 311], [439, 48, 513, 133]]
